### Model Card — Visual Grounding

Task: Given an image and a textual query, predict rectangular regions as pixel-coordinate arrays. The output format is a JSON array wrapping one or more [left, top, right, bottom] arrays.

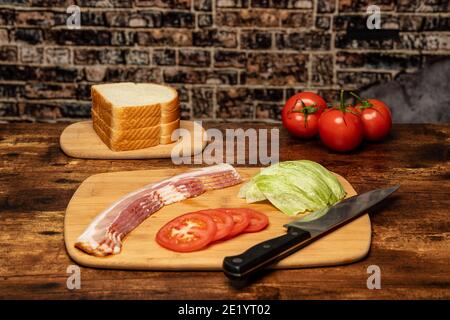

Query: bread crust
[[160, 134, 177, 144], [92, 102, 181, 130], [93, 111, 180, 149], [93, 120, 160, 151], [160, 118, 180, 136]]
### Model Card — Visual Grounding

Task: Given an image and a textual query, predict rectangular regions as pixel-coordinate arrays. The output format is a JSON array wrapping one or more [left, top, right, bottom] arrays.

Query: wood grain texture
[[0, 122, 449, 299], [64, 168, 370, 270], [60, 120, 207, 159]]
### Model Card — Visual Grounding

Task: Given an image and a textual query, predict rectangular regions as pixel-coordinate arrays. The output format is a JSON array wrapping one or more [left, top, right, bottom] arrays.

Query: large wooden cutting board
[[60, 120, 207, 159], [64, 168, 371, 270]]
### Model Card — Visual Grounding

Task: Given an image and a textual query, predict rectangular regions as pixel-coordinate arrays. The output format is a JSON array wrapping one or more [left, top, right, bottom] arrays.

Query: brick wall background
[[0, 0, 449, 123]]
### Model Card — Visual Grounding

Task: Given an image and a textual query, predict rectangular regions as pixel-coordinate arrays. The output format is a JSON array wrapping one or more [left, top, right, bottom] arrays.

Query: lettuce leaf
[[238, 160, 346, 216]]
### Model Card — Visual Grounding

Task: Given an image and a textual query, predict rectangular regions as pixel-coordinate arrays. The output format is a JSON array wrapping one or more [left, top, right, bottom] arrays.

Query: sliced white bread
[[91, 82, 180, 151]]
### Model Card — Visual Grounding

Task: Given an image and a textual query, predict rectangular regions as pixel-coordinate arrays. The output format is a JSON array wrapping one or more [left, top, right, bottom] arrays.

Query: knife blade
[[223, 185, 399, 279]]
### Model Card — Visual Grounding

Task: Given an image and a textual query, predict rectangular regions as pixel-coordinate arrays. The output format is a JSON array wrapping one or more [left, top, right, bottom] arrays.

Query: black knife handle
[[223, 228, 311, 279]]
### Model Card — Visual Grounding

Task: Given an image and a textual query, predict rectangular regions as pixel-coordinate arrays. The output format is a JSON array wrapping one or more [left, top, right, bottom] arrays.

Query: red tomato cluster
[[281, 90, 392, 152], [156, 208, 269, 252]]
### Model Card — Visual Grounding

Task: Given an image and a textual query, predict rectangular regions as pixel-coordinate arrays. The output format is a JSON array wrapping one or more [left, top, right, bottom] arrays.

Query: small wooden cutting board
[[60, 120, 207, 159], [64, 168, 371, 271]]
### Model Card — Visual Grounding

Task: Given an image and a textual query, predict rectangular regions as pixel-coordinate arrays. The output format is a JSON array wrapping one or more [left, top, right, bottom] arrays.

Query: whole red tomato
[[282, 92, 327, 138], [353, 95, 392, 141], [318, 91, 363, 152], [284, 92, 327, 115]]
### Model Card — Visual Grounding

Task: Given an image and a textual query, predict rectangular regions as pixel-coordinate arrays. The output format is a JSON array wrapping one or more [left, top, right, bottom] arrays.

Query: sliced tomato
[[218, 208, 250, 239], [239, 209, 269, 233], [155, 212, 217, 252], [197, 209, 234, 241]]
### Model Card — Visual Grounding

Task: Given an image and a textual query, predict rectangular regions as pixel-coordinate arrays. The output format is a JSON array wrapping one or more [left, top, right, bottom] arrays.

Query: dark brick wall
[[0, 0, 449, 122]]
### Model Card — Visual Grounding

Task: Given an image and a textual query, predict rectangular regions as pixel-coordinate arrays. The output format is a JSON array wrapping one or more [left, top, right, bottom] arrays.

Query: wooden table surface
[[0, 122, 449, 300]]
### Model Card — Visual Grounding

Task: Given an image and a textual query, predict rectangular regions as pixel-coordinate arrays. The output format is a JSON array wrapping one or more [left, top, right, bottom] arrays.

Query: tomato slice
[[155, 213, 217, 252], [218, 208, 250, 239], [197, 209, 234, 241], [240, 209, 269, 233]]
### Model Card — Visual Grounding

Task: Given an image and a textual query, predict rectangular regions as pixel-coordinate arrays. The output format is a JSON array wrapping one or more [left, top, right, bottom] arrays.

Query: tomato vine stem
[[289, 99, 318, 128], [350, 91, 373, 110]]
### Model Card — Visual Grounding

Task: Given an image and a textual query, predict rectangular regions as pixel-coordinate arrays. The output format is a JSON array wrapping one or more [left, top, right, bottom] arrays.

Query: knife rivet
[[263, 244, 271, 249], [291, 231, 299, 236], [232, 258, 243, 264]]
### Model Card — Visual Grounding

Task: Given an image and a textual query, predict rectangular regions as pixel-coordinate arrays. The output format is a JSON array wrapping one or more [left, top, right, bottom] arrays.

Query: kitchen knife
[[223, 185, 399, 279]]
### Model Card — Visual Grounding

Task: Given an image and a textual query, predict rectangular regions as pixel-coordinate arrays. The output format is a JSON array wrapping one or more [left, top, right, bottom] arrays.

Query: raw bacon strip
[[75, 163, 242, 257]]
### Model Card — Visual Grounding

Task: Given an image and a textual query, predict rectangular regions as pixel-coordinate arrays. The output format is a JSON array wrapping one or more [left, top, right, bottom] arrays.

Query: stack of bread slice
[[91, 83, 180, 151]]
